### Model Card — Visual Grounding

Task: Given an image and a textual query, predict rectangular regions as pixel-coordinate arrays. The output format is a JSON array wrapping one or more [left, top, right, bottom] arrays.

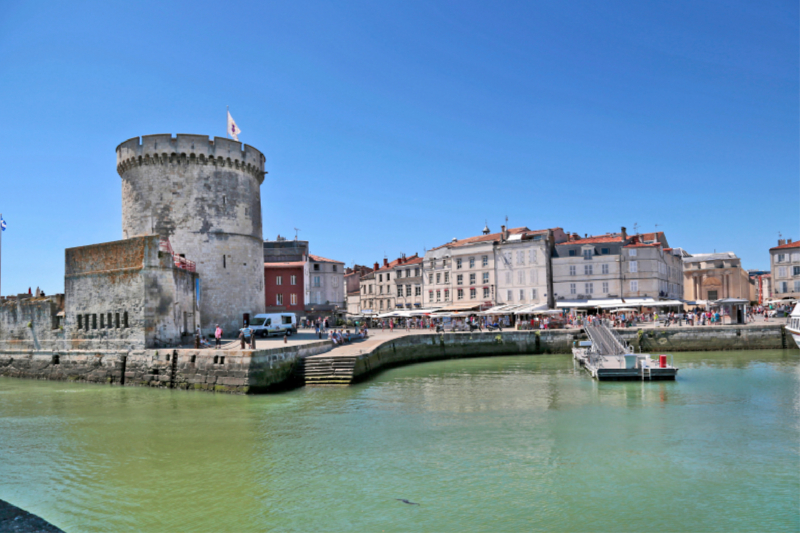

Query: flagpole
[[226, 105, 229, 139], [0, 212, 3, 298]]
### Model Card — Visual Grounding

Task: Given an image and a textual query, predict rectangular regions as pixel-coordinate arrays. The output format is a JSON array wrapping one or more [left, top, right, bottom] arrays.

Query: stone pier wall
[[0, 340, 333, 394], [349, 325, 788, 382]]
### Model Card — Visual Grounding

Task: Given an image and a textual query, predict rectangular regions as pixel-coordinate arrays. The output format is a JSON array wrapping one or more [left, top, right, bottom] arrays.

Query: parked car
[[248, 313, 297, 337]]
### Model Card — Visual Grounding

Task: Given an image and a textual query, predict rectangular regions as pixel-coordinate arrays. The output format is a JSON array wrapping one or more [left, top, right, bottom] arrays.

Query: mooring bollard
[[284, 334, 288, 344]]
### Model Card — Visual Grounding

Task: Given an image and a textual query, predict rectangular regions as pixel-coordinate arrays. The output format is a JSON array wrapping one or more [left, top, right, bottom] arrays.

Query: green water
[[1, 350, 798, 533]]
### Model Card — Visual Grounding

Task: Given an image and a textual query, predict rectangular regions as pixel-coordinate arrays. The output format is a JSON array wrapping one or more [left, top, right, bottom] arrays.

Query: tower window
[[223, 255, 226, 268], [123, 311, 129, 328], [77, 315, 83, 329], [115, 313, 120, 328], [92, 314, 97, 329]]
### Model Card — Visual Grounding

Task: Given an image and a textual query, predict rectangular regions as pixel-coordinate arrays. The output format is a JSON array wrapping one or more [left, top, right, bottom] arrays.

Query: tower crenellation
[[116, 134, 266, 182]]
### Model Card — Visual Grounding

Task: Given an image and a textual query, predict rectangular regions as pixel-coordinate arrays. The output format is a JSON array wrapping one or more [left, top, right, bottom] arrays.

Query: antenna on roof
[[655, 223, 661, 233], [505, 215, 508, 225], [778, 231, 783, 239], [633, 222, 638, 234], [293, 227, 301, 240]]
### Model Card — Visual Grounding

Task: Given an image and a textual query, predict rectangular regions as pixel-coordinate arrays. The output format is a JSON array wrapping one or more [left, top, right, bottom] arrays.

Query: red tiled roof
[[557, 233, 624, 245], [264, 261, 305, 268], [308, 254, 343, 264], [393, 255, 422, 267], [624, 242, 661, 248], [770, 241, 800, 251], [431, 227, 530, 250]]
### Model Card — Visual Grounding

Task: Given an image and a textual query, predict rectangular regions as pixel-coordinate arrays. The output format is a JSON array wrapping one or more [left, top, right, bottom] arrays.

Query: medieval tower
[[116, 134, 266, 334]]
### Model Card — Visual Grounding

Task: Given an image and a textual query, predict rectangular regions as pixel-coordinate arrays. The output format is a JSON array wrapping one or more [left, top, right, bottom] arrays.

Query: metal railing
[[585, 321, 630, 356], [159, 238, 196, 273]]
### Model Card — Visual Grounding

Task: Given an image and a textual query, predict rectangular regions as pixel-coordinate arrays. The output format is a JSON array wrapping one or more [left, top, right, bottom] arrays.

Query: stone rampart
[[0, 341, 333, 394], [0, 295, 65, 351]]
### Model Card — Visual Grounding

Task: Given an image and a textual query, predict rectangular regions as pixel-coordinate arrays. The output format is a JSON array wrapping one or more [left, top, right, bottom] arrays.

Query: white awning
[[513, 304, 551, 314]]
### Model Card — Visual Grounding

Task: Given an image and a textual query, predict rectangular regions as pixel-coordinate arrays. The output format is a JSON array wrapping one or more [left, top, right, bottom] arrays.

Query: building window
[[290, 275, 296, 285], [456, 258, 462, 269], [92, 314, 97, 329], [778, 267, 787, 277], [276, 294, 283, 305], [517, 251, 524, 265], [379, 286, 383, 294], [519, 289, 525, 301], [469, 257, 475, 268], [507, 290, 513, 301], [778, 254, 786, 263], [602, 264, 609, 274], [483, 288, 490, 298], [333, 277, 338, 288], [429, 290, 434, 301], [531, 288, 537, 299], [630, 280, 639, 292], [115, 313, 120, 328], [436, 290, 441, 302], [794, 281, 800, 292], [276, 275, 282, 286], [223, 255, 226, 268], [397, 286, 403, 297], [482, 256, 488, 267], [77, 315, 82, 329], [100, 314, 105, 328], [314, 264, 320, 271], [436, 273, 441, 284], [569, 266, 576, 276], [379, 274, 383, 282], [415, 268, 420, 276], [794, 266, 800, 276], [518, 271, 524, 284], [630, 261, 638, 273], [444, 272, 450, 283], [585, 283, 594, 294], [406, 285, 412, 297], [457, 288, 464, 300], [470, 273, 476, 284], [570, 283, 576, 295], [585, 265, 593, 275], [386, 273, 391, 281], [333, 265, 337, 272], [529, 250, 537, 264], [123, 312, 128, 328], [290, 294, 297, 305], [601, 248, 610, 255], [444, 289, 450, 301], [483, 272, 489, 284], [415, 286, 421, 296], [602, 282, 609, 293], [504, 272, 511, 284], [629, 249, 637, 257], [708, 290, 718, 300], [470, 288, 477, 299], [380, 300, 384, 310], [457, 274, 463, 285], [313, 276, 321, 287]]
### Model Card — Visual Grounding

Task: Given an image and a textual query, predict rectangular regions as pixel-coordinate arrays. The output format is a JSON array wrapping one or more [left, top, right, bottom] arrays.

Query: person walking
[[214, 324, 223, 348]]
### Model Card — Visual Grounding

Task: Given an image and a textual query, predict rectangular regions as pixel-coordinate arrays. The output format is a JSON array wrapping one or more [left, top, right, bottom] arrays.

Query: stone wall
[[617, 325, 787, 353], [0, 295, 65, 351], [0, 341, 333, 394], [65, 235, 199, 350], [117, 134, 266, 335]]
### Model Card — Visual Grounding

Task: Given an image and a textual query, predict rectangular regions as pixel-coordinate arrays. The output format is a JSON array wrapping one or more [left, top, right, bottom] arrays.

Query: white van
[[249, 313, 297, 338]]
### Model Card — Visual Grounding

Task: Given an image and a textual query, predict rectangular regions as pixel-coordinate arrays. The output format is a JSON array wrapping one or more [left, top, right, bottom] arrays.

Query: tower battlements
[[116, 134, 266, 183]]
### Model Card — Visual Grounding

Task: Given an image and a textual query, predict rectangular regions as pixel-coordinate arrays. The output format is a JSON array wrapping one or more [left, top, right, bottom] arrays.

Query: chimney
[[501, 225, 508, 241], [790, 239, 794, 244], [383, 258, 389, 267], [778, 239, 786, 246], [621, 226, 627, 240], [374, 262, 379, 270]]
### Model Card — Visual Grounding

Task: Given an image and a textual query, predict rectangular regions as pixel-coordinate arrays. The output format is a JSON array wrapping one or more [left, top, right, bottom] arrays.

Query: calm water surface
[[1, 350, 798, 532]]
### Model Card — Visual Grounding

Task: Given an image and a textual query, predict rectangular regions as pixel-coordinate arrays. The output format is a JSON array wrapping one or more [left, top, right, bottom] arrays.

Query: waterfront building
[[494, 227, 568, 309], [391, 254, 424, 310], [552, 228, 684, 305], [748, 270, 771, 304], [263, 236, 344, 321], [359, 255, 416, 313], [770, 239, 800, 300], [682, 252, 753, 303], [423, 224, 525, 311], [344, 265, 372, 317]]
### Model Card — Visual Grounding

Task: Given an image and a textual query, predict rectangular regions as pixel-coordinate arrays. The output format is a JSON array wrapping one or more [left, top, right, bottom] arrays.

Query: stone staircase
[[300, 355, 357, 385]]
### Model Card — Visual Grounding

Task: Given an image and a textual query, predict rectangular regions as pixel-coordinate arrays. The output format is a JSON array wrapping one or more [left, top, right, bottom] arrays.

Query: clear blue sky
[[0, 0, 797, 295]]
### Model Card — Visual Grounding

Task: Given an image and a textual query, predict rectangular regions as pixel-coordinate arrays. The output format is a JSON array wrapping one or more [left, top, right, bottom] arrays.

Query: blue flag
[[0, 217, 6, 231]]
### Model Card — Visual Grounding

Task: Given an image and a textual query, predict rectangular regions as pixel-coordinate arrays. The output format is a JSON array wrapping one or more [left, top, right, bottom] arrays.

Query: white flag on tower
[[227, 110, 241, 141]]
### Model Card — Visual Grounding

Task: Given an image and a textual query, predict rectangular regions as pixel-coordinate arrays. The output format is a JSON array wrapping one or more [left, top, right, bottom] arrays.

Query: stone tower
[[116, 134, 266, 334]]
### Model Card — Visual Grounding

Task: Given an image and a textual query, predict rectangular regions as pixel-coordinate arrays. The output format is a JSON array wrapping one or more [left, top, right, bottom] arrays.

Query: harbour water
[[1, 349, 798, 532]]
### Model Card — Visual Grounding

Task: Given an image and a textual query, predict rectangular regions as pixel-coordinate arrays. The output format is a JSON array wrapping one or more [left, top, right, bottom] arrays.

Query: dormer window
[[582, 248, 593, 259], [314, 264, 320, 271]]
